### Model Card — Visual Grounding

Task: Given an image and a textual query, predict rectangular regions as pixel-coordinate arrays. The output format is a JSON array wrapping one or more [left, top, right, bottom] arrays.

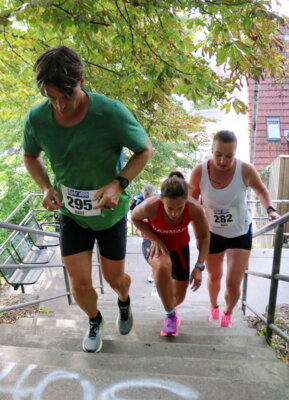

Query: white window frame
[[266, 117, 281, 141]]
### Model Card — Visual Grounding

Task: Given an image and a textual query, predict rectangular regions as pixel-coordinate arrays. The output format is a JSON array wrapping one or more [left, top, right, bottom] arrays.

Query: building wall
[[248, 30, 289, 172]]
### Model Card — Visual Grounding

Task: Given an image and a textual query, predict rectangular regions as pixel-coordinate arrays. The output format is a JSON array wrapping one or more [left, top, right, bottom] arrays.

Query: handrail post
[[63, 266, 73, 305], [96, 245, 104, 295], [266, 223, 284, 344], [241, 265, 249, 314]]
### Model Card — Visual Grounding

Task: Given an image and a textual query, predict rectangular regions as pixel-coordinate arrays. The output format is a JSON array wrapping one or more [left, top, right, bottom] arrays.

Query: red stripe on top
[[148, 200, 190, 251]]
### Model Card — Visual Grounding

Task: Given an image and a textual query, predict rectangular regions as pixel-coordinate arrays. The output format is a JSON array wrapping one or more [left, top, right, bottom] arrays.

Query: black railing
[[242, 211, 289, 344]]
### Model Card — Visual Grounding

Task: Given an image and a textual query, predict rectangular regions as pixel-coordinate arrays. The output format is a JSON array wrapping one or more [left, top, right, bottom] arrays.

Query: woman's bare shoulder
[[142, 196, 160, 211], [241, 161, 258, 186], [187, 196, 202, 210], [189, 163, 203, 183]]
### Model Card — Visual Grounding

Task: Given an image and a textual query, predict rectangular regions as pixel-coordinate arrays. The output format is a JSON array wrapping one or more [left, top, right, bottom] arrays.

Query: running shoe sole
[[160, 330, 179, 337]]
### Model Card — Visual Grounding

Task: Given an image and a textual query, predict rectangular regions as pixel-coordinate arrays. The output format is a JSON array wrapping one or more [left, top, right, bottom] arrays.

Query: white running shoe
[[147, 271, 154, 283]]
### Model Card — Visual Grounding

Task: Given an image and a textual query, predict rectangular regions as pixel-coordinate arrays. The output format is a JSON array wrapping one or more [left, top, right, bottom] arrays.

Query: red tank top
[[148, 200, 190, 250]]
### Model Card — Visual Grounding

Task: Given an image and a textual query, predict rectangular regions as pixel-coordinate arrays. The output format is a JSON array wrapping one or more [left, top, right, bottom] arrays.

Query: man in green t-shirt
[[22, 46, 153, 353]]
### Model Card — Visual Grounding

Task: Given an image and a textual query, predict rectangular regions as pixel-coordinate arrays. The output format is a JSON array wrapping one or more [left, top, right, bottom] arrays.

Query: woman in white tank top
[[189, 130, 279, 328]]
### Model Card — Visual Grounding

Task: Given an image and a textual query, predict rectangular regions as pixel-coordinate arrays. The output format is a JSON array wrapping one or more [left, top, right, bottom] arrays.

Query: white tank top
[[200, 159, 251, 238]]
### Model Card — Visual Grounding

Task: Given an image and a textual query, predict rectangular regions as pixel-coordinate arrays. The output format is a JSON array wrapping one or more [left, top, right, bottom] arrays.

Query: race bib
[[61, 184, 101, 216], [209, 207, 237, 228]]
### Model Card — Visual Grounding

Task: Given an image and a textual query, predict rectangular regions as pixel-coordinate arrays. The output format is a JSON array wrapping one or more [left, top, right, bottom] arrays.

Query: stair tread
[[13, 316, 254, 335], [0, 358, 288, 400], [0, 344, 287, 384], [0, 334, 276, 361]]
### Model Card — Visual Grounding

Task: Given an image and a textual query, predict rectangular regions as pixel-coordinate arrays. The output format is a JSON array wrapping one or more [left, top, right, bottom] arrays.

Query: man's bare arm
[[23, 151, 62, 210]]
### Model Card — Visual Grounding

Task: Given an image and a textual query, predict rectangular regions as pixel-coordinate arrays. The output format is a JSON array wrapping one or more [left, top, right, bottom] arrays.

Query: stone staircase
[[0, 289, 288, 400]]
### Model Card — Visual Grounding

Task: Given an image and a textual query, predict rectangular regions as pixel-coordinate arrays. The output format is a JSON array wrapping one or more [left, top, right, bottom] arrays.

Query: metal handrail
[[0, 219, 72, 308], [0, 193, 105, 314], [0, 221, 59, 238], [4, 193, 43, 223], [242, 210, 289, 344]]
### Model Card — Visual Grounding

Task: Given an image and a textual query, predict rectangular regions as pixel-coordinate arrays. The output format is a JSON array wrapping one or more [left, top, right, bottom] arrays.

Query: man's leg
[[100, 256, 133, 335], [100, 256, 130, 302], [63, 250, 104, 352], [63, 250, 97, 317]]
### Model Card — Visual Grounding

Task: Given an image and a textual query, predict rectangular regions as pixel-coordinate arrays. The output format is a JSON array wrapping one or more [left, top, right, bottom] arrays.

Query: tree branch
[[144, 37, 193, 77], [3, 32, 33, 67], [84, 60, 122, 76], [51, 4, 111, 26]]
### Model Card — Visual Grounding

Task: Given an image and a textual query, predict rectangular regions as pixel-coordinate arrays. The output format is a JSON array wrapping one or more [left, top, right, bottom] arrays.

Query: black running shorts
[[59, 214, 127, 260], [142, 238, 190, 282], [209, 224, 252, 254]]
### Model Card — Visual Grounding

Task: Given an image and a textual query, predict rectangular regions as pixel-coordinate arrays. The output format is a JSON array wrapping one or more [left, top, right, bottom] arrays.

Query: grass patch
[[247, 304, 289, 367]]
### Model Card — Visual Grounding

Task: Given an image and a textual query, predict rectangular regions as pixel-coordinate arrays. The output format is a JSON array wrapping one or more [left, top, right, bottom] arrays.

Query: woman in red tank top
[[131, 171, 210, 336]]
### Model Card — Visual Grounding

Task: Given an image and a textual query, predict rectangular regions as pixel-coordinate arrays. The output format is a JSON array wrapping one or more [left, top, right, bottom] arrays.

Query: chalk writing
[[0, 355, 199, 400], [98, 378, 199, 399], [0, 362, 95, 400]]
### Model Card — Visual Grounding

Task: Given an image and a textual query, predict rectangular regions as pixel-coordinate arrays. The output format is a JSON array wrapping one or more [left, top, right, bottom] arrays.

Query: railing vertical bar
[[266, 223, 284, 344], [96, 245, 104, 295], [62, 266, 72, 305], [241, 266, 249, 314]]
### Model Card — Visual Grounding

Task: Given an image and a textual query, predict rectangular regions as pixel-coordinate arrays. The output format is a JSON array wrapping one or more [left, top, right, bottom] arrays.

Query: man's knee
[[106, 272, 131, 289], [72, 280, 94, 295]]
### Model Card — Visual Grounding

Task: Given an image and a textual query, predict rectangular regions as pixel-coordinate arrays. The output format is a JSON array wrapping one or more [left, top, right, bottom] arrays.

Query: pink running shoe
[[160, 312, 178, 336], [175, 306, 181, 327], [219, 312, 232, 328], [209, 306, 220, 321]]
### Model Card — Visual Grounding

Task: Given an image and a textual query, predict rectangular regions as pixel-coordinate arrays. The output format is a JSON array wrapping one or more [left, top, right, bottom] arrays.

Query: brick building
[[248, 30, 289, 172]]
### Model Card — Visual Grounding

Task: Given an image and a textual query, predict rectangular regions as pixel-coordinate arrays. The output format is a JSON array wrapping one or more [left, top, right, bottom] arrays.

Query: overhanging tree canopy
[[0, 0, 288, 128]]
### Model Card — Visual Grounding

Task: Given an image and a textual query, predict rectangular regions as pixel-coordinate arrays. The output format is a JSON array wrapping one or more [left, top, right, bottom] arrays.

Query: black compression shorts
[[209, 224, 252, 254], [59, 214, 127, 260]]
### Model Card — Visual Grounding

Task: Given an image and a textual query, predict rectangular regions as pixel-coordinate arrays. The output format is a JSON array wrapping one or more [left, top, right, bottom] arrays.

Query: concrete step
[[43, 303, 244, 317], [0, 334, 276, 361], [16, 314, 251, 329], [0, 322, 266, 347], [36, 302, 249, 324], [86, 297, 227, 309], [0, 359, 288, 400], [14, 316, 256, 336], [0, 345, 287, 384]]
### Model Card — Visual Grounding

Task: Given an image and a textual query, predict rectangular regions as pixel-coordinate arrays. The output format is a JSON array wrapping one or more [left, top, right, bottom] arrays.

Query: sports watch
[[115, 176, 130, 190], [267, 206, 276, 214], [195, 263, 205, 271]]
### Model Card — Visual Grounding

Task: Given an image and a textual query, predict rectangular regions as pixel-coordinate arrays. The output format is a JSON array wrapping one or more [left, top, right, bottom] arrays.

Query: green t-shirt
[[22, 91, 147, 230]]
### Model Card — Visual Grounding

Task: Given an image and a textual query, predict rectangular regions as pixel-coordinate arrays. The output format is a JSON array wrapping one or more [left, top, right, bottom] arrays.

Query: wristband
[[267, 206, 276, 214], [195, 263, 205, 271]]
